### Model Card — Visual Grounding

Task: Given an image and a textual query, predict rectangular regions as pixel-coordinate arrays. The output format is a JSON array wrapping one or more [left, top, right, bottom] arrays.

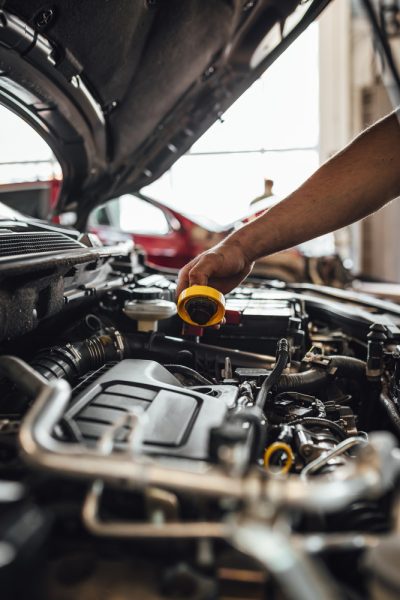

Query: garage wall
[[319, 0, 357, 269], [351, 3, 400, 282], [319, 0, 352, 162], [320, 0, 400, 282]]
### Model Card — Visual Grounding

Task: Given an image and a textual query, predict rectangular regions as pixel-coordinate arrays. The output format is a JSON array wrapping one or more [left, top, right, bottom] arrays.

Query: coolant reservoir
[[123, 287, 177, 332]]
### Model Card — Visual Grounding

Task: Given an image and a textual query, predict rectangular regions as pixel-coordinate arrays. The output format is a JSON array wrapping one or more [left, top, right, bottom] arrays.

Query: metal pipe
[[294, 532, 386, 554], [82, 480, 227, 539], [301, 436, 368, 479], [230, 520, 341, 600]]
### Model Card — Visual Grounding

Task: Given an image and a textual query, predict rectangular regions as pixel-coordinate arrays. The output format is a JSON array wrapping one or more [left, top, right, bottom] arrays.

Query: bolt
[[302, 445, 312, 457], [243, 1, 256, 11], [34, 7, 55, 31], [202, 65, 216, 81]]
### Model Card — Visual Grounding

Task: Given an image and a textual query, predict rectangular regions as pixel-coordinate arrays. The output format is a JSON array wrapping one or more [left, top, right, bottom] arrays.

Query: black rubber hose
[[163, 364, 212, 386], [31, 329, 126, 383], [286, 417, 348, 441], [126, 333, 275, 368], [326, 356, 366, 378], [277, 356, 366, 393], [380, 387, 400, 435], [256, 338, 289, 410], [277, 370, 327, 394]]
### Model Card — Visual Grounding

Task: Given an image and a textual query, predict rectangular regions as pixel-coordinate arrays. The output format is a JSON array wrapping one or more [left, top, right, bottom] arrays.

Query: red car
[[88, 192, 236, 269]]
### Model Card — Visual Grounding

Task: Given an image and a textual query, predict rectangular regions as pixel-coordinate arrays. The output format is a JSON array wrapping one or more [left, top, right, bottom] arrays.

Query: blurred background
[[0, 0, 399, 288]]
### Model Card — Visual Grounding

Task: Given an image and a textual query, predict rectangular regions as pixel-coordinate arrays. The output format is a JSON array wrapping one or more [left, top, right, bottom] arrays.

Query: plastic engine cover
[[64, 360, 238, 461]]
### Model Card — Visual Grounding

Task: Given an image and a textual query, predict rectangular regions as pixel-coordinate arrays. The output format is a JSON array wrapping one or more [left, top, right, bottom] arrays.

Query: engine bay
[[1, 237, 400, 600]]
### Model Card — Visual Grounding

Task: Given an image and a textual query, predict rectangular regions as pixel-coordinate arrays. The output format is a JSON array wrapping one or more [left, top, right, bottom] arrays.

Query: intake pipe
[[31, 329, 126, 383]]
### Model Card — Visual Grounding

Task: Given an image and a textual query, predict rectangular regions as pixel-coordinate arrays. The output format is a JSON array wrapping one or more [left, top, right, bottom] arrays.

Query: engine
[[1, 264, 400, 600]]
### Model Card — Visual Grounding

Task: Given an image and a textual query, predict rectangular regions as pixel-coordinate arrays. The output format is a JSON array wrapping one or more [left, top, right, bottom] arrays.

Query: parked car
[[88, 192, 230, 269]]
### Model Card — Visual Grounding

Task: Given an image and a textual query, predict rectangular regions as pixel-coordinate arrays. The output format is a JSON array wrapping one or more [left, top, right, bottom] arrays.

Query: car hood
[[0, 0, 330, 223]]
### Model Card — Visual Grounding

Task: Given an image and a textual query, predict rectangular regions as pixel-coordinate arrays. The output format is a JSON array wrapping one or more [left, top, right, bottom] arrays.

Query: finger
[[188, 254, 219, 287], [188, 269, 208, 287], [176, 263, 193, 299], [212, 317, 226, 330]]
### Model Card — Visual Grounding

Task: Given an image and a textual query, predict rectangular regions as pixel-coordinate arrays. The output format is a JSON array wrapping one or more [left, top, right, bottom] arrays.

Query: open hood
[[0, 0, 331, 222]]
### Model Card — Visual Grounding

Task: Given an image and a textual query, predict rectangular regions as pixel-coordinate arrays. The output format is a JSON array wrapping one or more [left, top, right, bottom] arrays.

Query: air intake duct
[[31, 329, 126, 383]]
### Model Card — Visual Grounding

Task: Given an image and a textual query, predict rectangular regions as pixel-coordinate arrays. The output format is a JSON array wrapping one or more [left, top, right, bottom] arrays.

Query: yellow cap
[[177, 285, 225, 327]]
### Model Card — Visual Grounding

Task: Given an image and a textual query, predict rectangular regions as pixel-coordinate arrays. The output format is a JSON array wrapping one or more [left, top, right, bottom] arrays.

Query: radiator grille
[[0, 231, 83, 257]]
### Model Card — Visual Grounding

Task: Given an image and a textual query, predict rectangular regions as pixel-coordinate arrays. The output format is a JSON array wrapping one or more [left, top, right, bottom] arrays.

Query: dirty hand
[[176, 239, 254, 299]]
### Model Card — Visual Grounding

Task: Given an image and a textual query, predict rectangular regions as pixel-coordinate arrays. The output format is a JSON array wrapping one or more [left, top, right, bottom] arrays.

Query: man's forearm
[[233, 111, 400, 262]]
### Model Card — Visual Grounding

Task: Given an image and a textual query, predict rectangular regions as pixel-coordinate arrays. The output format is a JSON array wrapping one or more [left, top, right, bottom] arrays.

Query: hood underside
[[0, 0, 330, 220]]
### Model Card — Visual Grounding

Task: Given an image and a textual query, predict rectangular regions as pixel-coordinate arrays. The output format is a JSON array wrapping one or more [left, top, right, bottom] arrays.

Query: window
[[0, 105, 60, 184], [95, 206, 111, 226], [91, 195, 170, 236]]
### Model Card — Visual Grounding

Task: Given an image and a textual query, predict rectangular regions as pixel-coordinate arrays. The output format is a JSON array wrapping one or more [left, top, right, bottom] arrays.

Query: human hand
[[176, 239, 254, 299]]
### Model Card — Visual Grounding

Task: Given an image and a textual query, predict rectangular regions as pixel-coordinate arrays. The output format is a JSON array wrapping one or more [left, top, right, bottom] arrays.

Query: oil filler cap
[[177, 285, 225, 327]]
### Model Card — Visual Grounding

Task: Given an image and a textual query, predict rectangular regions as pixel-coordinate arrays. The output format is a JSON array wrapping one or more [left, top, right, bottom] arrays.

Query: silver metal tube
[[230, 520, 341, 600], [294, 532, 385, 554], [82, 480, 227, 539], [0, 355, 394, 511], [301, 436, 368, 478]]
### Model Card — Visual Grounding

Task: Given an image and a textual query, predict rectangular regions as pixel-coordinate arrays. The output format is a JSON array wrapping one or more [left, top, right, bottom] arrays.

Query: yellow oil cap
[[177, 285, 225, 327]]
